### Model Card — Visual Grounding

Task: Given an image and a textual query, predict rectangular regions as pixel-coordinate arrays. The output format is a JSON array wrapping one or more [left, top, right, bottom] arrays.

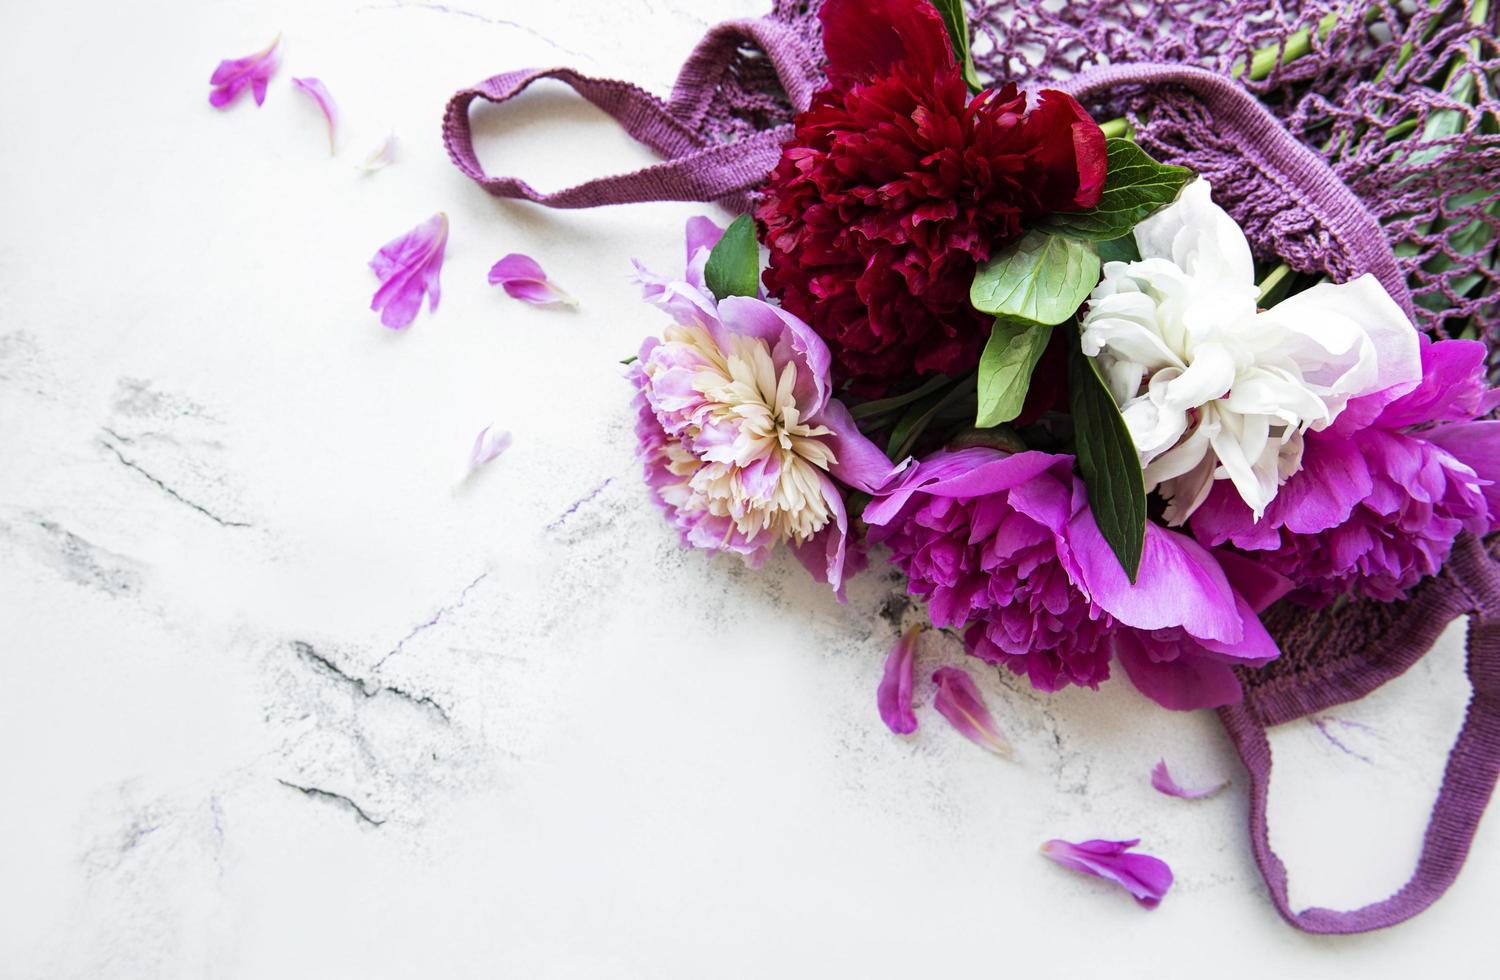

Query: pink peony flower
[[630, 219, 898, 597], [755, 0, 1106, 392], [209, 36, 280, 109], [1191, 338, 1500, 604], [865, 448, 1279, 709]]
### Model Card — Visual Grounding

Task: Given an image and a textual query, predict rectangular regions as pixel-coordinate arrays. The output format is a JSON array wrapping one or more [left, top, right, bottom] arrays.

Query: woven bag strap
[[441, 18, 816, 213], [1217, 534, 1500, 933], [1058, 62, 1417, 319]]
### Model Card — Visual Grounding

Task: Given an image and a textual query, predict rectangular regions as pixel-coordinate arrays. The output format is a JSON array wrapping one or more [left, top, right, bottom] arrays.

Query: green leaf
[[928, 0, 982, 93], [1096, 234, 1141, 265], [975, 320, 1052, 428], [1066, 325, 1145, 582], [619, 355, 638, 365], [703, 215, 760, 302], [1042, 139, 1193, 241], [848, 374, 952, 421], [886, 372, 976, 462], [971, 231, 1100, 326]]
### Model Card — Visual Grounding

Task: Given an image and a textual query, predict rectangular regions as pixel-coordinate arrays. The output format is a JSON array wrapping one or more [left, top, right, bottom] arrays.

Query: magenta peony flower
[[630, 219, 897, 597], [865, 448, 1279, 709], [754, 0, 1107, 392], [1191, 338, 1500, 604]]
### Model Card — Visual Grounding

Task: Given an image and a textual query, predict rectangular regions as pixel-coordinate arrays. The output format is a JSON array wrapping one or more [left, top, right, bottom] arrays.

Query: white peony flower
[[1079, 179, 1422, 523]]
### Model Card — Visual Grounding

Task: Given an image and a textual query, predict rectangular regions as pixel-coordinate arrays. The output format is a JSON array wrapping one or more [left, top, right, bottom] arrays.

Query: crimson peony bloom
[[755, 0, 1107, 391]]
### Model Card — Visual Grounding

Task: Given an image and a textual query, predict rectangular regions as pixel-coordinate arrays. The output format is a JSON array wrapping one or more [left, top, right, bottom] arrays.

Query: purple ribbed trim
[[1058, 63, 1415, 319], [441, 19, 818, 213], [1219, 534, 1500, 934]]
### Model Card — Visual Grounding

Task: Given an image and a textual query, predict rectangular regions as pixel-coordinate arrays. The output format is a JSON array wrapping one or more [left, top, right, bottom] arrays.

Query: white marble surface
[[1, 1, 1496, 976]]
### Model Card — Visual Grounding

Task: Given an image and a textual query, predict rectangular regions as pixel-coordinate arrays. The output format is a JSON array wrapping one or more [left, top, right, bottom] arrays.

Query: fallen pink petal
[[1150, 759, 1228, 800], [877, 624, 921, 734], [1041, 838, 1174, 909], [369, 213, 448, 330], [488, 253, 577, 307], [931, 666, 1010, 757], [358, 133, 399, 174], [291, 77, 339, 153], [209, 35, 281, 108], [470, 425, 513, 470]]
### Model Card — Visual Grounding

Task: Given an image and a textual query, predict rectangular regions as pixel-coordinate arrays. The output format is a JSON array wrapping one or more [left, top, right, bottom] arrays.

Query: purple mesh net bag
[[442, 0, 1500, 933]]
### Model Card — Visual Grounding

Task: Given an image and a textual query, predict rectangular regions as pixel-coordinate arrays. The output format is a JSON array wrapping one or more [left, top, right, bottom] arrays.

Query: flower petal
[[291, 77, 338, 153], [1112, 629, 1245, 710], [469, 425, 512, 470], [1426, 420, 1500, 528], [1040, 838, 1173, 909], [369, 213, 448, 330], [1150, 759, 1228, 800], [931, 666, 1011, 757], [818, 0, 953, 89], [357, 132, 399, 174], [877, 624, 922, 734], [488, 253, 577, 307], [209, 35, 280, 109]]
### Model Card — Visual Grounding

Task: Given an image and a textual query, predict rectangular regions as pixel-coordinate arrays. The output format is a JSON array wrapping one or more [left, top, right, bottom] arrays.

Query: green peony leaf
[[971, 230, 1100, 326], [928, 0, 982, 93], [1042, 139, 1193, 241], [703, 215, 760, 302], [1066, 324, 1145, 582], [975, 320, 1052, 428]]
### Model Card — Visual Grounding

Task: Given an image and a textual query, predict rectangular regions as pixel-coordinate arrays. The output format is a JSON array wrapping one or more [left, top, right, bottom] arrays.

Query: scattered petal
[[291, 77, 339, 153], [469, 425, 513, 470], [1150, 759, 1228, 800], [357, 132, 399, 174], [209, 35, 281, 109], [931, 666, 1010, 757], [488, 253, 577, 307], [1040, 838, 1174, 909], [877, 624, 921, 734], [369, 213, 448, 330]]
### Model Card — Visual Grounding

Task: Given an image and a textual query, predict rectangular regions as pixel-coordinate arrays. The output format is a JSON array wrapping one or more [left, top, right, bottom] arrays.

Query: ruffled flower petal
[[931, 666, 1011, 757], [1150, 759, 1228, 799], [369, 213, 448, 330], [1040, 838, 1173, 909], [818, 0, 953, 89], [469, 425, 512, 470], [877, 624, 922, 734], [291, 77, 338, 153], [1112, 629, 1245, 710], [209, 35, 280, 109], [488, 253, 577, 307]]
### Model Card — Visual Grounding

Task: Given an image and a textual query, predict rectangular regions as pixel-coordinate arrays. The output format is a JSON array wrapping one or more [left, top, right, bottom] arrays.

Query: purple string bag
[[442, 0, 1500, 933]]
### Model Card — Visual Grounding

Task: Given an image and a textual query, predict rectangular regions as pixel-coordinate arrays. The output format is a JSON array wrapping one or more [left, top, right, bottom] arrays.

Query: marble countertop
[[1, 1, 1495, 976]]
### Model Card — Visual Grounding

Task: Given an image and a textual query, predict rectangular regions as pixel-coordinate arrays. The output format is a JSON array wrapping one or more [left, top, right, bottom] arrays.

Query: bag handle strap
[[441, 19, 817, 213], [1058, 62, 1418, 320], [1218, 534, 1500, 933]]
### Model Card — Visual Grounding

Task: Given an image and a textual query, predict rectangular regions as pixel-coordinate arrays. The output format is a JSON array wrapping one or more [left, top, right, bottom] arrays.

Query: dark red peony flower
[[755, 0, 1107, 392]]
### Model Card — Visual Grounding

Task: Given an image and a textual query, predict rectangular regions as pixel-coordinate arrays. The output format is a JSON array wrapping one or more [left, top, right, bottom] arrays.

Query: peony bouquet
[[626, 0, 1499, 721]]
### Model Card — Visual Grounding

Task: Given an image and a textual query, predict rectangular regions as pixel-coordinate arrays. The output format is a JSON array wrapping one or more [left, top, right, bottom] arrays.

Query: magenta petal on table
[[931, 666, 1010, 756], [291, 77, 338, 153], [1150, 759, 1228, 800], [1040, 838, 1173, 909], [488, 253, 577, 307], [369, 213, 448, 330], [877, 624, 922, 734], [209, 35, 281, 108], [470, 425, 513, 470], [357, 133, 399, 174]]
